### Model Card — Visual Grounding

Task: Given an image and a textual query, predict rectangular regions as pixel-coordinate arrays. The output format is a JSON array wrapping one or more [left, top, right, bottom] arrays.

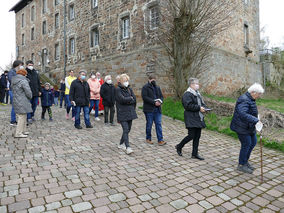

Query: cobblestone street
[[0, 105, 283, 213]]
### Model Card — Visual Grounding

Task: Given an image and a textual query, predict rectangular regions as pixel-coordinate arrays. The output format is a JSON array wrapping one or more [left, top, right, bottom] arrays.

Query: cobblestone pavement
[[0, 105, 283, 213]]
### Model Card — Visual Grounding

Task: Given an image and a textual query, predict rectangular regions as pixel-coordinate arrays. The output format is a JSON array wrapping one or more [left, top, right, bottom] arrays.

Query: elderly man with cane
[[230, 83, 264, 174]]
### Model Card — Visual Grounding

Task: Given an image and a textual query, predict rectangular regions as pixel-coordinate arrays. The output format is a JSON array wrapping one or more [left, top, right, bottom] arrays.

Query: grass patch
[[161, 97, 284, 153]]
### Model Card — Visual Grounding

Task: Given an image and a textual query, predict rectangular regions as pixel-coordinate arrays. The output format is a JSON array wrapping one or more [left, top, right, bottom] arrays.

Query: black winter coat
[[141, 82, 163, 113], [69, 79, 90, 106], [182, 91, 206, 128], [0, 74, 7, 88], [26, 68, 41, 97], [100, 82, 115, 106], [115, 83, 137, 122], [230, 92, 259, 135]]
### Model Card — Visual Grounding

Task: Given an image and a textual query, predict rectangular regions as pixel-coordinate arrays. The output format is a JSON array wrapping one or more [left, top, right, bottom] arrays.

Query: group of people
[[6, 59, 265, 174]]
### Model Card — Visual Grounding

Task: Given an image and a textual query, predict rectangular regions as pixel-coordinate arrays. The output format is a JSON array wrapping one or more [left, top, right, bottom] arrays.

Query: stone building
[[10, 0, 261, 96]]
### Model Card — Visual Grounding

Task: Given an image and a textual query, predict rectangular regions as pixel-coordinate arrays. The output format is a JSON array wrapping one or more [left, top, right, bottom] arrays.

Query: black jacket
[[182, 91, 206, 128], [141, 82, 163, 113], [69, 79, 90, 106], [59, 83, 65, 93], [100, 82, 115, 106], [230, 92, 259, 135], [115, 83, 137, 122], [26, 68, 41, 97], [0, 74, 8, 88]]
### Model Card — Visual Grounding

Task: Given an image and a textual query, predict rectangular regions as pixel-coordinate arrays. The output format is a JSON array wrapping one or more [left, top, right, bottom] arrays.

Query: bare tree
[[145, 0, 235, 97]]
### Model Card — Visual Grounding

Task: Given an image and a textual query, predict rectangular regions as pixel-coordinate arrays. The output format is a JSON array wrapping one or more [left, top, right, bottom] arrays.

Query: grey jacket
[[11, 74, 33, 114]]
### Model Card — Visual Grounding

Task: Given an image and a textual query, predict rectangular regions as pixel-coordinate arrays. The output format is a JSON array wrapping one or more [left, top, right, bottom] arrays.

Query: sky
[[0, 0, 284, 72]]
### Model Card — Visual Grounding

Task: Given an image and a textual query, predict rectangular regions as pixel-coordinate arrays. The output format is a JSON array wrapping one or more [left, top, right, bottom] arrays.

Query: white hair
[[104, 75, 111, 81], [248, 83, 264, 94]]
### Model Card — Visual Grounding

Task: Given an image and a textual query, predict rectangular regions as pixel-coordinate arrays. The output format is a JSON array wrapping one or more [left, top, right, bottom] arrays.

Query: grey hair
[[248, 83, 264, 94], [104, 75, 111, 81], [188, 78, 199, 86], [79, 70, 87, 75]]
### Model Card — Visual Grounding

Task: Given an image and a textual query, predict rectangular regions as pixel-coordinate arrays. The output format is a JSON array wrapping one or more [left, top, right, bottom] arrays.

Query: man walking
[[65, 70, 76, 120], [0, 71, 8, 105], [69, 70, 93, 129], [26, 60, 41, 123], [59, 79, 65, 108], [141, 74, 166, 146], [8, 60, 24, 125]]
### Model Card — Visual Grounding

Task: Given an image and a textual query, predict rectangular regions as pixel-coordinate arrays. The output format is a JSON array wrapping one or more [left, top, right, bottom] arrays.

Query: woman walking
[[100, 75, 116, 125], [116, 74, 137, 154], [175, 78, 207, 160], [230, 83, 264, 174], [87, 72, 101, 121], [11, 69, 32, 138]]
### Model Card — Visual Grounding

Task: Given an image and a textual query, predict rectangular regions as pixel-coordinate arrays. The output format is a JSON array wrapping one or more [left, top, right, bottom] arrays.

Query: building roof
[[9, 0, 32, 13]]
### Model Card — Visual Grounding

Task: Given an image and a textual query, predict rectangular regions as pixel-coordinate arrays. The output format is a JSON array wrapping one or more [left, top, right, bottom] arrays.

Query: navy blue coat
[[230, 92, 259, 135], [141, 82, 163, 113], [41, 89, 54, 107]]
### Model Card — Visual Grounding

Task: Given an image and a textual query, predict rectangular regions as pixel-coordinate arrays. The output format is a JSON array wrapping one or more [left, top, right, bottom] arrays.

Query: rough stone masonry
[[11, 0, 261, 96]]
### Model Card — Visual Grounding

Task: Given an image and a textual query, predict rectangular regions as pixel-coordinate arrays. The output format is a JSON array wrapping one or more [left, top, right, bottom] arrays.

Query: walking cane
[[260, 134, 263, 183], [256, 118, 264, 183]]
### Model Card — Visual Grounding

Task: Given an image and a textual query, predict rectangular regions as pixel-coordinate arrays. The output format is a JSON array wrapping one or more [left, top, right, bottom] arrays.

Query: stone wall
[[201, 48, 261, 96], [13, 0, 261, 96]]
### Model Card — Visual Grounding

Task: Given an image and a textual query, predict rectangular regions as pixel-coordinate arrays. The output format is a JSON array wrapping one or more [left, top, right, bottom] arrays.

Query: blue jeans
[[27, 96, 39, 120], [144, 109, 163, 142], [65, 95, 76, 118], [54, 97, 59, 106], [237, 133, 257, 165], [89, 99, 99, 117], [75, 106, 91, 127], [60, 92, 65, 107], [9, 91, 16, 123]]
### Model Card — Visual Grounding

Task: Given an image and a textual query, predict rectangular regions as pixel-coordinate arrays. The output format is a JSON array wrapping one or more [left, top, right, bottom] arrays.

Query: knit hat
[[44, 83, 50, 86], [16, 69, 27, 76]]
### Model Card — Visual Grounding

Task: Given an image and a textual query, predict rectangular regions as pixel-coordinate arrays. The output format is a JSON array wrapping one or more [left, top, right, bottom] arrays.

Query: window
[[244, 24, 249, 46], [121, 16, 130, 39], [69, 4, 75, 21], [31, 27, 35, 40], [31, 6, 35, 22], [244, 0, 248, 4], [21, 13, 25, 27], [42, 21, 47, 35], [69, 38, 75, 55], [91, 27, 99, 47], [55, 13, 59, 29], [22, 57, 25, 64], [55, 0, 60, 6], [92, 0, 98, 8], [42, 0, 47, 14], [55, 43, 60, 60], [150, 6, 159, 29], [22, 34, 25, 46]]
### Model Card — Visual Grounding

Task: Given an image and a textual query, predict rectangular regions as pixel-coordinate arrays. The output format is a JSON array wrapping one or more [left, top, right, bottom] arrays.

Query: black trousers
[[177, 127, 202, 156], [0, 88, 5, 103], [104, 105, 115, 124], [120, 120, 132, 148], [42, 106, 52, 119]]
